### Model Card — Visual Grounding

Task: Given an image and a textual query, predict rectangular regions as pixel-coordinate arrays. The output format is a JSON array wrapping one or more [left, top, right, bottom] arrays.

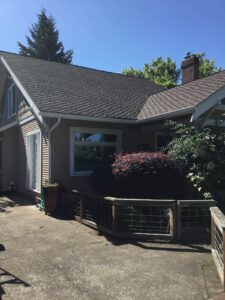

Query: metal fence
[[210, 206, 225, 289], [70, 190, 215, 241], [177, 200, 213, 241]]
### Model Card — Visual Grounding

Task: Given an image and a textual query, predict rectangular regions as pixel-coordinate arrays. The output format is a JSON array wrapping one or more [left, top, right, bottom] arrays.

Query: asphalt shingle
[[1, 51, 225, 121], [138, 70, 225, 120], [0, 51, 164, 120]]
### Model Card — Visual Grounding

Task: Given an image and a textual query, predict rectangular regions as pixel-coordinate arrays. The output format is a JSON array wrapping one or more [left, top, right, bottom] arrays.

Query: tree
[[122, 53, 222, 88], [18, 9, 73, 64], [122, 57, 179, 88], [197, 52, 222, 78]]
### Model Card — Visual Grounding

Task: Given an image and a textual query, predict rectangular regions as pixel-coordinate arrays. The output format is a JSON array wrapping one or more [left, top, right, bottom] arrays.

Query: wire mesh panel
[[83, 196, 113, 230], [117, 204, 170, 234], [210, 207, 225, 288], [213, 223, 224, 269], [177, 200, 215, 241], [181, 206, 211, 238]]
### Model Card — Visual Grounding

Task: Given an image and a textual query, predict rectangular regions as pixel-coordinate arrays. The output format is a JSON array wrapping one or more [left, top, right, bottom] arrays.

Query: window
[[27, 131, 41, 191], [156, 133, 173, 151], [70, 127, 122, 176], [8, 84, 16, 118]]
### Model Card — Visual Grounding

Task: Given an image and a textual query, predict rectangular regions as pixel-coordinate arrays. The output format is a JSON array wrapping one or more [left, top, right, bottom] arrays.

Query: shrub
[[90, 152, 183, 199], [167, 121, 225, 202], [112, 152, 180, 198]]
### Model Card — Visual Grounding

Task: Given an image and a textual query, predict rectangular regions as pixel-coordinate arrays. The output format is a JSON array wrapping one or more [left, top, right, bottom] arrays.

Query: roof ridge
[[0, 49, 165, 87]]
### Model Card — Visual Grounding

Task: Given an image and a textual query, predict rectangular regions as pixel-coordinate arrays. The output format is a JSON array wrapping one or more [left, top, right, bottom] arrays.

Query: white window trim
[[70, 127, 122, 176], [7, 83, 16, 119], [26, 129, 42, 192]]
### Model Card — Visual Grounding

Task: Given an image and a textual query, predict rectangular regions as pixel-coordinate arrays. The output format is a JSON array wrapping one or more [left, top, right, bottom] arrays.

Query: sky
[[0, 0, 224, 73]]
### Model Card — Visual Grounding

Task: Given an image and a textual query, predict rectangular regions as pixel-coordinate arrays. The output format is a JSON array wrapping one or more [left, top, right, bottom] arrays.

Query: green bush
[[167, 121, 225, 202]]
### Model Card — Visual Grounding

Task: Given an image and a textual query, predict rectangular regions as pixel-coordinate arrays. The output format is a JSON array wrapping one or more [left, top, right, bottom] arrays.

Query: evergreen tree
[[18, 9, 73, 64]]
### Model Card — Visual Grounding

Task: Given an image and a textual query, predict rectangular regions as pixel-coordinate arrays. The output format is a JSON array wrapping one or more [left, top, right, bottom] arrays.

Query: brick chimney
[[181, 53, 199, 84]]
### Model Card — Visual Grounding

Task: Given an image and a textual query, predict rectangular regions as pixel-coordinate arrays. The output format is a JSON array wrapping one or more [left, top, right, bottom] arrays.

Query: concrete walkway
[[0, 197, 224, 300]]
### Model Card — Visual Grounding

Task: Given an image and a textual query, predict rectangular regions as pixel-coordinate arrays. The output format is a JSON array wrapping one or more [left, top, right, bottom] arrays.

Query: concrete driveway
[[0, 197, 224, 300]]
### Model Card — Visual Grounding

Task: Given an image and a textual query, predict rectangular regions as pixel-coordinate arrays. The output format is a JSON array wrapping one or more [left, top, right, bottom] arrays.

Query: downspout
[[48, 118, 61, 183]]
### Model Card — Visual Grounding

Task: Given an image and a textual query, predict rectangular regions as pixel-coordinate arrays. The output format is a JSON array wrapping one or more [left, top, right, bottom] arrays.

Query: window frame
[[26, 129, 42, 192], [155, 131, 173, 152], [70, 127, 122, 176], [7, 83, 16, 119]]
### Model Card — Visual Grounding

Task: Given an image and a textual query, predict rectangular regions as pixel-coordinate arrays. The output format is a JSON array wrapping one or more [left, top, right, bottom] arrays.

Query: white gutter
[[41, 112, 135, 124], [41, 107, 194, 125], [137, 106, 194, 124], [48, 117, 61, 183]]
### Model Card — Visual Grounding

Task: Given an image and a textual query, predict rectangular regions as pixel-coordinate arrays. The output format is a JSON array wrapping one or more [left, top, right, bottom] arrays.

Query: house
[[0, 50, 225, 199]]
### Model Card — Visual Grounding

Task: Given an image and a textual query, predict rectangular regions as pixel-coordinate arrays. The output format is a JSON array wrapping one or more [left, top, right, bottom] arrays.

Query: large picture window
[[70, 127, 122, 176], [7, 84, 16, 118]]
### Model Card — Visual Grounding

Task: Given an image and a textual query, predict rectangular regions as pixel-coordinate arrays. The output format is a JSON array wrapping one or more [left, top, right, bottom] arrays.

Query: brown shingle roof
[[1, 51, 225, 122], [138, 70, 225, 120], [0, 51, 164, 120]]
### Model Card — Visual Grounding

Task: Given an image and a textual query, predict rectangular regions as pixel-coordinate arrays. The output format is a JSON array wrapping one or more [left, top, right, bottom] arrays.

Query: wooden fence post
[[80, 194, 85, 223], [223, 227, 225, 290], [112, 202, 117, 235], [211, 217, 215, 250], [169, 203, 176, 241], [176, 201, 182, 241]]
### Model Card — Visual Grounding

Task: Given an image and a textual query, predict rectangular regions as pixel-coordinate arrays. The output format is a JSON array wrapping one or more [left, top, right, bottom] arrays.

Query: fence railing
[[210, 206, 225, 289], [70, 190, 215, 241]]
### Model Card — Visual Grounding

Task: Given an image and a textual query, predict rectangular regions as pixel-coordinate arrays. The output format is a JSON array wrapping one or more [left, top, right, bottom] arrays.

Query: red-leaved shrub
[[111, 152, 179, 198], [90, 152, 182, 198]]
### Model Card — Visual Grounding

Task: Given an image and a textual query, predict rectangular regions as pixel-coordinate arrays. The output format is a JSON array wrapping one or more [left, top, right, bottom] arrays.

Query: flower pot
[[42, 186, 59, 214]]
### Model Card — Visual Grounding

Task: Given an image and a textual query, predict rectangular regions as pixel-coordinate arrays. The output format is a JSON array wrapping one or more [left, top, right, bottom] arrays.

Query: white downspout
[[48, 118, 61, 183]]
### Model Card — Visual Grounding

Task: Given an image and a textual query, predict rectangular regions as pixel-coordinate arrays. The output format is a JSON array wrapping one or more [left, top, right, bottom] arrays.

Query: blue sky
[[0, 0, 224, 73]]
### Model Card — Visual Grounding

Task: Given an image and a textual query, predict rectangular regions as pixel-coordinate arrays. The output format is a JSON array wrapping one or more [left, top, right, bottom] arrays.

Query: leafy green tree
[[122, 53, 222, 88], [123, 57, 179, 88], [167, 122, 225, 202], [18, 9, 73, 64], [196, 52, 222, 78]]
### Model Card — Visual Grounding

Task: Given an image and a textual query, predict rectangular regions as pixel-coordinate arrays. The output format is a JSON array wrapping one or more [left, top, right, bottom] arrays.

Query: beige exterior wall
[[50, 119, 142, 192], [140, 115, 191, 151], [1, 126, 18, 190]]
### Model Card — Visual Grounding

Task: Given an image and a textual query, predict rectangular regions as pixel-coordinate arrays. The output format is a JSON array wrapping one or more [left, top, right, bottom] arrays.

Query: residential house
[[0, 51, 225, 199]]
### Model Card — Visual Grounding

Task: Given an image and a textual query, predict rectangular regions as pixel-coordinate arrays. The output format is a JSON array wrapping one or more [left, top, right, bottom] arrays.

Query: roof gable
[[0, 51, 164, 121]]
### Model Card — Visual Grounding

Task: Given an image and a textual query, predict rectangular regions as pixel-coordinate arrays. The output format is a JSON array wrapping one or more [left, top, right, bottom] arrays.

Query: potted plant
[[42, 182, 59, 214]]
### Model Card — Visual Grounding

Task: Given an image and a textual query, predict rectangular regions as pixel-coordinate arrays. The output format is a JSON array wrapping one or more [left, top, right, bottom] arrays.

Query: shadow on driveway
[[0, 267, 30, 300]]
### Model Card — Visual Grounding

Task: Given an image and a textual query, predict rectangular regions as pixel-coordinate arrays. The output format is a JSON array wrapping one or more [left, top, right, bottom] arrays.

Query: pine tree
[[18, 9, 73, 64]]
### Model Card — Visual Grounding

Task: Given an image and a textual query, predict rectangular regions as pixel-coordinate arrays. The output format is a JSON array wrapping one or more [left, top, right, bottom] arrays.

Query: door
[[27, 131, 41, 192]]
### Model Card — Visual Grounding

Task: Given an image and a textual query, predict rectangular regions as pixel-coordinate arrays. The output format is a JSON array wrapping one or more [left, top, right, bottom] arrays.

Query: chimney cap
[[185, 52, 192, 59]]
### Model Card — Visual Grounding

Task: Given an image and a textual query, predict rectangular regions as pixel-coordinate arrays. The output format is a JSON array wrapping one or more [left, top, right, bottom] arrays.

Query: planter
[[42, 185, 59, 214]]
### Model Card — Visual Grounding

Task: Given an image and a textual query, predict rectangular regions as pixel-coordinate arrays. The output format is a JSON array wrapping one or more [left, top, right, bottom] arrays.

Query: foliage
[[167, 122, 225, 200], [90, 152, 181, 198], [18, 9, 73, 64], [122, 53, 222, 88], [122, 57, 179, 88], [197, 52, 222, 78]]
